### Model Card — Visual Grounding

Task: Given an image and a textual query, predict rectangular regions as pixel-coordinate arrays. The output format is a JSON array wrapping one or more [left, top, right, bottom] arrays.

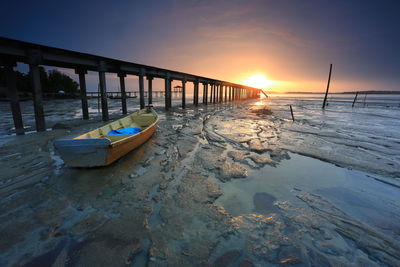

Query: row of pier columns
[[199, 84, 256, 104], [3, 60, 259, 135]]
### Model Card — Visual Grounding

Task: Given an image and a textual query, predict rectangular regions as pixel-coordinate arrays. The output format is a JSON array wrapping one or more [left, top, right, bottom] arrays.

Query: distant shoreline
[[275, 90, 400, 95]]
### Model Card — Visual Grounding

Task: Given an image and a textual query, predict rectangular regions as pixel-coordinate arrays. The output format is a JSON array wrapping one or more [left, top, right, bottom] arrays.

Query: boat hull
[[54, 109, 158, 167], [54, 138, 111, 167], [107, 123, 157, 165]]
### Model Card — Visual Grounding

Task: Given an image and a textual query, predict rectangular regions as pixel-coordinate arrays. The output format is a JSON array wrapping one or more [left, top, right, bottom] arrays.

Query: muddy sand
[[1, 99, 400, 266]]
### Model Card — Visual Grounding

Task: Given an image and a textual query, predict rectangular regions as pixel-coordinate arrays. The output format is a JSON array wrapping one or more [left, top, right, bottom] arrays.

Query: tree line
[[0, 67, 79, 98]]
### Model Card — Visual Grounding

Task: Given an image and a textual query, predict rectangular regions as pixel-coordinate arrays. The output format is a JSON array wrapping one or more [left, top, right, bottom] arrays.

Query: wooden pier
[[86, 91, 174, 99], [0, 37, 261, 135]]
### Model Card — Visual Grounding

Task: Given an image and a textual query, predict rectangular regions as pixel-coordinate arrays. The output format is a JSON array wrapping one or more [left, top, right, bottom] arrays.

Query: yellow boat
[[54, 108, 158, 167]]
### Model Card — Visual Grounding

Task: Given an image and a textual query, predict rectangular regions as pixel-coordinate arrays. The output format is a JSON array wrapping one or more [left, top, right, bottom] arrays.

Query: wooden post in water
[[139, 68, 145, 109], [290, 105, 295, 122], [164, 75, 169, 110], [216, 84, 219, 103], [211, 83, 217, 104], [210, 83, 214, 103], [4, 62, 24, 134], [213, 84, 217, 103], [98, 61, 109, 121], [363, 92, 368, 107], [164, 72, 171, 110], [97, 83, 100, 113], [352, 92, 359, 108], [220, 84, 223, 103], [322, 64, 333, 109], [147, 76, 153, 105], [202, 83, 206, 103], [224, 85, 227, 102], [204, 83, 208, 105], [193, 79, 199, 106], [117, 72, 127, 114], [182, 78, 186, 109], [212, 84, 215, 103], [29, 65, 46, 131], [76, 68, 89, 119], [214, 84, 219, 104]]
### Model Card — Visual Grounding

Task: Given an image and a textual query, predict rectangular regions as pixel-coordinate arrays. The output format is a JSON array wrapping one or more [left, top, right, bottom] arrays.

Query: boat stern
[[54, 138, 111, 167]]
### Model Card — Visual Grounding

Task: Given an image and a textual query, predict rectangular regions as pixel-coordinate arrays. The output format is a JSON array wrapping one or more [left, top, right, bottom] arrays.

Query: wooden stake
[[290, 105, 295, 122], [352, 92, 359, 107], [322, 64, 333, 109], [363, 92, 368, 107]]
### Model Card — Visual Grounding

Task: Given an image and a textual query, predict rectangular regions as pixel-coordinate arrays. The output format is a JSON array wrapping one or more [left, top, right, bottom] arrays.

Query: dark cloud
[[1, 0, 399, 91]]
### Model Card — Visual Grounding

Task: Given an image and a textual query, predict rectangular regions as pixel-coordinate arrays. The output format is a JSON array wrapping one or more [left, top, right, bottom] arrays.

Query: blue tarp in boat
[[108, 127, 142, 135]]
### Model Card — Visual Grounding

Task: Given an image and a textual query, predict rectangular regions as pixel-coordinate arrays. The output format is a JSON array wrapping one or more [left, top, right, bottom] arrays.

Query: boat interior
[[75, 110, 157, 143]]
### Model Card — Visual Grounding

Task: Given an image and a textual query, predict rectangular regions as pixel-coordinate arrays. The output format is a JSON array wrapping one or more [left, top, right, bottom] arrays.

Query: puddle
[[216, 152, 400, 238]]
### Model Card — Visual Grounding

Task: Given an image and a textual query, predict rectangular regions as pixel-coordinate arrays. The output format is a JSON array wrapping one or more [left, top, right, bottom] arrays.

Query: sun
[[243, 74, 273, 90]]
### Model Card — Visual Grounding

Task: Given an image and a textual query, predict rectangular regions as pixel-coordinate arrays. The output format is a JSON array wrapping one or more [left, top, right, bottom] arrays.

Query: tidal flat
[[0, 98, 399, 266]]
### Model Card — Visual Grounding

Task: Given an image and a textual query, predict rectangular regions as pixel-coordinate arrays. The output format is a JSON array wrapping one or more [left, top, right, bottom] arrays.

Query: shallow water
[[216, 152, 400, 239], [0, 94, 190, 136], [1, 95, 400, 266], [258, 94, 400, 179]]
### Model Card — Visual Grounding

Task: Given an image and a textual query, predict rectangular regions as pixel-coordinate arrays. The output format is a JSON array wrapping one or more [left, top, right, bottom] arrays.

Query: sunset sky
[[1, 0, 399, 92]]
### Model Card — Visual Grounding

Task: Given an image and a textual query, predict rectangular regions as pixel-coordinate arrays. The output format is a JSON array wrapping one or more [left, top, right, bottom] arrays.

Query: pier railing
[[0, 37, 261, 135]]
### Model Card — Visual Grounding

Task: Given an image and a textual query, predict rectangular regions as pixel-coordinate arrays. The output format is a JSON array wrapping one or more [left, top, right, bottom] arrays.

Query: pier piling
[[204, 83, 208, 105], [147, 76, 153, 105], [139, 68, 145, 109], [5, 62, 24, 134], [224, 85, 227, 102], [182, 78, 186, 109], [0, 37, 262, 132], [211, 84, 215, 104], [117, 72, 127, 114], [215, 84, 219, 103], [165, 73, 172, 110], [202, 83, 206, 104], [29, 64, 46, 131], [98, 61, 109, 121], [76, 69, 89, 119], [193, 79, 199, 106]]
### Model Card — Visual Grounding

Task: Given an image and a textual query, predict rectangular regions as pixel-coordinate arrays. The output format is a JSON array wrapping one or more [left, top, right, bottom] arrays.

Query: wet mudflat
[[0, 98, 400, 266]]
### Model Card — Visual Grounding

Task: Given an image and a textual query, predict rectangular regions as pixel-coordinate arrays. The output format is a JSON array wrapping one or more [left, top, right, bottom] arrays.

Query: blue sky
[[1, 0, 399, 92]]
